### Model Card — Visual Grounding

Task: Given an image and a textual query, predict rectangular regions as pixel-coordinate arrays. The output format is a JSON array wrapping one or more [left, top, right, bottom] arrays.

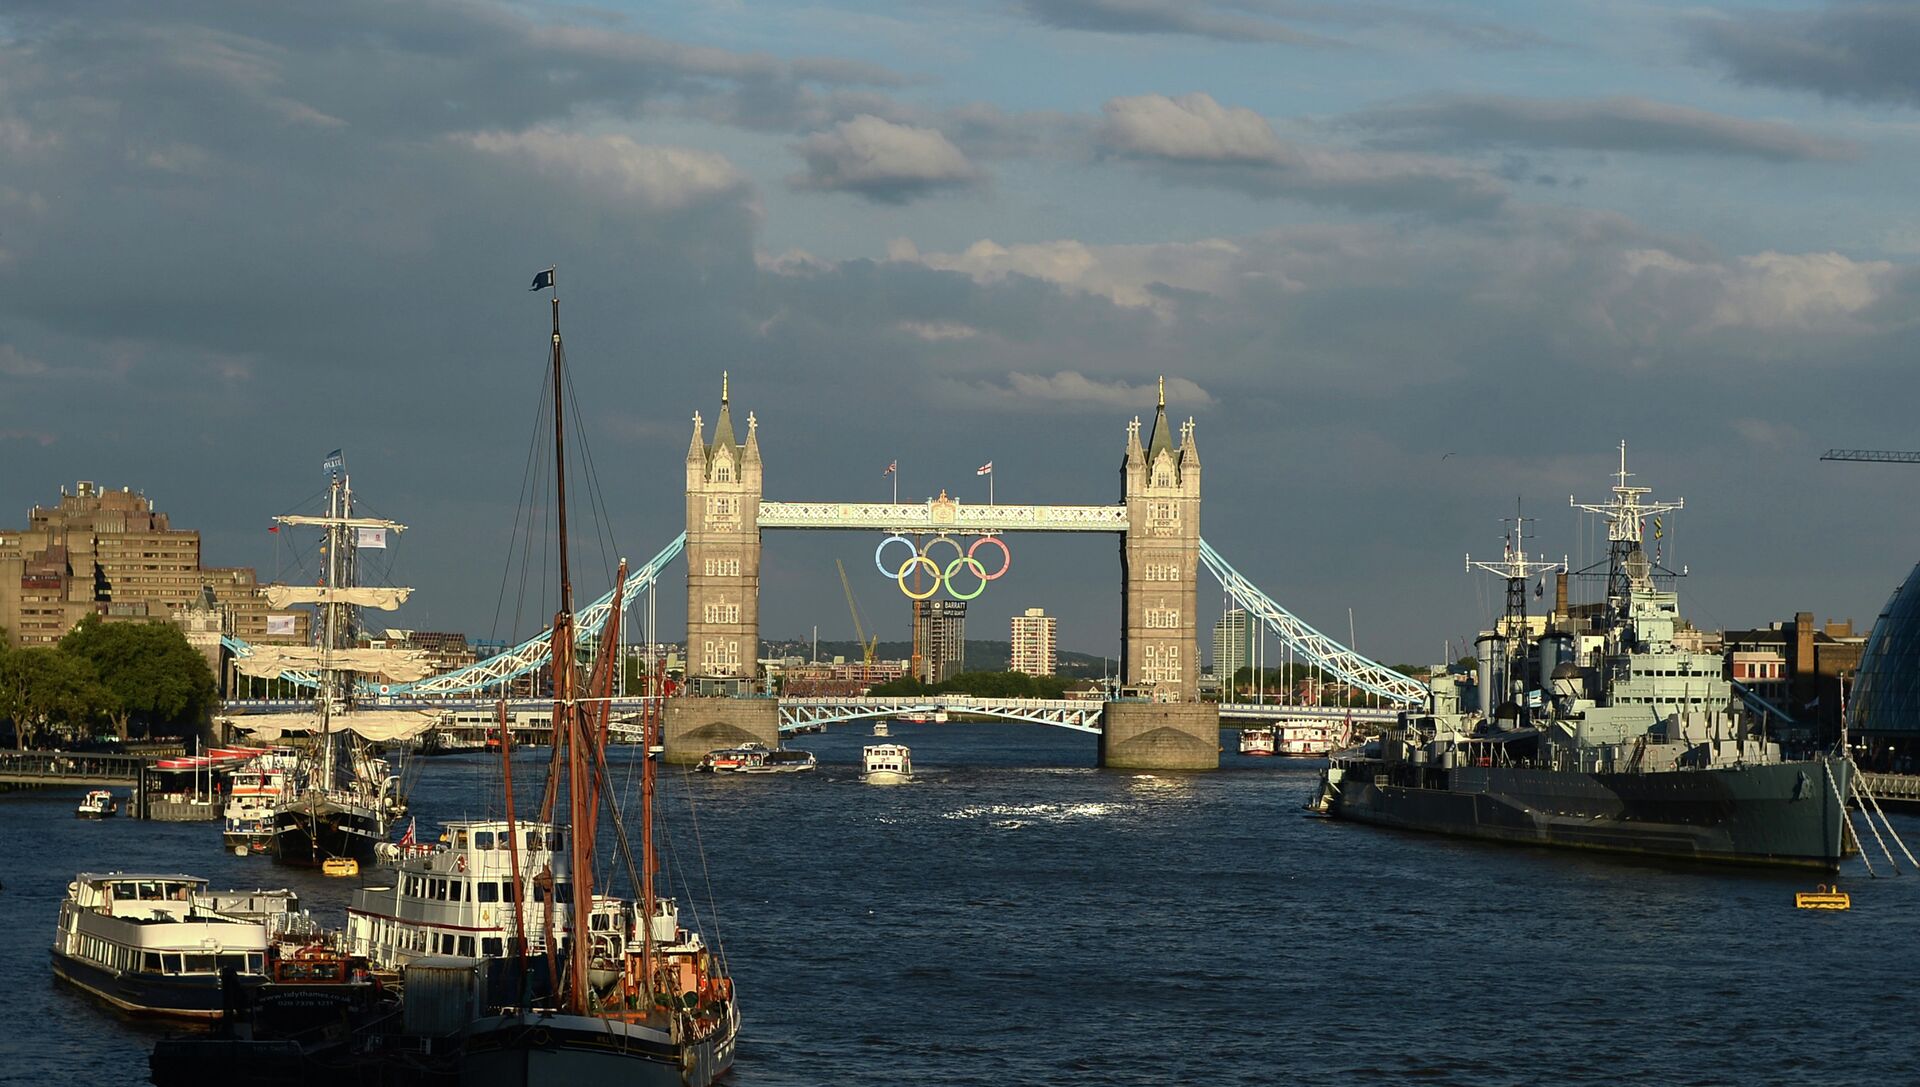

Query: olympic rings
[[966, 536, 1011, 580], [897, 555, 942, 600], [874, 535, 917, 578], [942, 556, 989, 601], [877, 534, 1014, 599]]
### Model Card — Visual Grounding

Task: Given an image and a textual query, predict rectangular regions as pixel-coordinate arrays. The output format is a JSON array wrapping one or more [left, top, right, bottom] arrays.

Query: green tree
[[0, 646, 113, 749], [60, 617, 216, 740]]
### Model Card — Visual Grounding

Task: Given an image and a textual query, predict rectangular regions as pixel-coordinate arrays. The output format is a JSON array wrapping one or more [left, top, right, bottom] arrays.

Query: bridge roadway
[[0, 749, 148, 787], [221, 696, 1400, 736]]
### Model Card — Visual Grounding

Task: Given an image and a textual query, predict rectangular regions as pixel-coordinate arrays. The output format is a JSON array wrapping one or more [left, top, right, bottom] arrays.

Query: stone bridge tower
[[682, 373, 763, 690], [1103, 378, 1218, 769]]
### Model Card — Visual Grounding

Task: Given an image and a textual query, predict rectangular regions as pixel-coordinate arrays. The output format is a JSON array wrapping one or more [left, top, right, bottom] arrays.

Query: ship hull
[[50, 949, 259, 1021], [271, 801, 383, 867], [1328, 756, 1850, 870], [460, 1008, 737, 1087]]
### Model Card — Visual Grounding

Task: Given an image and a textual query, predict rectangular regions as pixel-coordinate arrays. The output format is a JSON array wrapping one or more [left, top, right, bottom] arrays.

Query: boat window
[[458, 936, 475, 956], [220, 953, 248, 973], [478, 882, 499, 903], [455, 830, 468, 848], [139, 881, 163, 900], [248, 953, 264, 974], [185, 954, 217, 974], [482, 938, 503, 956], [526, 830, 541, 851], [162, 953, 183, 974], [474, 831, 494, 850], [143, 953, 161, 972], [554, 881, 570, 902]]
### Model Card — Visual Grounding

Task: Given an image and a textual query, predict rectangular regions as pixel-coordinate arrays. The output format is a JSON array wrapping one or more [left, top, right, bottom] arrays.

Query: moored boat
[[863, 743, 913, 785], [1237, 727, 1275, 756], [50, 873, 270, 1020]]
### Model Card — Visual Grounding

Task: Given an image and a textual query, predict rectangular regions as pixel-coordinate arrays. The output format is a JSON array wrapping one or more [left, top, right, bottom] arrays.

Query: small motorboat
[[872, 720, 891, 737], [75, 789, 118, 819], [862, 744, 913, 785]]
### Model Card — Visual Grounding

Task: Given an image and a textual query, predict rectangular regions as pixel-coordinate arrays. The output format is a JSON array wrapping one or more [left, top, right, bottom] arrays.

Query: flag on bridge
[[976, 461, 993, 476], [883, 460, 897, 476], [529, 268, 555, 292]]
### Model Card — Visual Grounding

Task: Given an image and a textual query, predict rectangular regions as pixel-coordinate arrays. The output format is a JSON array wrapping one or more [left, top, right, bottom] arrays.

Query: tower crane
[[1822, 449, 1920, 464], [836, 559, 880, 664]]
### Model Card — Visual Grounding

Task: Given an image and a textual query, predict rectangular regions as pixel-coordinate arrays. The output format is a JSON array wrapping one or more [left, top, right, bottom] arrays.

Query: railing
[[0, 749, 148, 785]]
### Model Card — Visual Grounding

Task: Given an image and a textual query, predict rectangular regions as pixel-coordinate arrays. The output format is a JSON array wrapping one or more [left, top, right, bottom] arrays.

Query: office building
[[1011, 607, 1057, 676]]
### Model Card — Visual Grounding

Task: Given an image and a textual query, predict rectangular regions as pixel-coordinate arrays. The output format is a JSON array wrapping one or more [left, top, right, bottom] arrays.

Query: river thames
[[3, 721, 1916, 1085]]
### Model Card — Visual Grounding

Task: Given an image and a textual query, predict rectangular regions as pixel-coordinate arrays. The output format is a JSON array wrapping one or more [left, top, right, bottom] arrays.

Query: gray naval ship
[[1313, 446, 1851, 870]]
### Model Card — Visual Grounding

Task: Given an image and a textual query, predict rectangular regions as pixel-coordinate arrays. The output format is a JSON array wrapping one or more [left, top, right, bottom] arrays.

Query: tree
[[60, 617, 217, 740], [0, 646, 113, 749]]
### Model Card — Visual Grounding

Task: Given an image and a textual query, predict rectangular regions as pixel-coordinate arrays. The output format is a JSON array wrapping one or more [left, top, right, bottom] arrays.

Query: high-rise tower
[[683, 373, 763, 688], [1120, 377, 1201, 702]]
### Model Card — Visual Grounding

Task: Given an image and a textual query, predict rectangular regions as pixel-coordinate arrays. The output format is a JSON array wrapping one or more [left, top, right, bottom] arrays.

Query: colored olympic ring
[[874, 535, 917, 579], [943, 556, 989, 601], [923, 535, 964, 568], [966, 536, 1011, 581], [897, 555, 943, 600]]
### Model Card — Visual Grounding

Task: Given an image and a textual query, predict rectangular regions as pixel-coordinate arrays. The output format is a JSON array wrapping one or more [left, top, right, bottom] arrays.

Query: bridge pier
[[662, 697, 782, 765], [1099, 701, 1220, 770]]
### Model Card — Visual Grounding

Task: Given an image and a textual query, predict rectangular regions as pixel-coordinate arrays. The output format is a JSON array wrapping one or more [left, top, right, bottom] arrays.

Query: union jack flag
[[883, 460, 897, 476], [399, 817, 416, 846]]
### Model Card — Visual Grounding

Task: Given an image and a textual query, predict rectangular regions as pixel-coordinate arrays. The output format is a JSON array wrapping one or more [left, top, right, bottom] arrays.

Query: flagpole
[[893, 464, 898, 505]]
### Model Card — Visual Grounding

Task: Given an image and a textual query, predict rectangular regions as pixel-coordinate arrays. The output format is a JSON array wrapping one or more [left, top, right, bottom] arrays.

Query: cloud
[[1616, 249, 1902, 335], [457, 129, 747, 211], [1021, 0, 1330, 44], [0, 345, 49, 377], [791, 115, 983, 202], [1690, 3, 1920, 107], [886, 235, 1246, 313], [1098, 93, 1505, 214], [1348, 94, 1861, 161], [942, 371, 1215, 411], [897, 320, 981, 341]]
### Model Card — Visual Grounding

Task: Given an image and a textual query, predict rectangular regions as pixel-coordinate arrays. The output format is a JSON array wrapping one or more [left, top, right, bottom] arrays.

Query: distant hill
[[765, 637, 1110, 678]]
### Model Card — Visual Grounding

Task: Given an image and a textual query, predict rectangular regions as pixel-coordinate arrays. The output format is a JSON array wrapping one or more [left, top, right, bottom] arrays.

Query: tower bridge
[[224, 378, 1425, 768]]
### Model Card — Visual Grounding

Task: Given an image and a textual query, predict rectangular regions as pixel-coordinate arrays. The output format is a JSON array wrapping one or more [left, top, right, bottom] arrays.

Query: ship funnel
[[1474, 633, 1505, 716]]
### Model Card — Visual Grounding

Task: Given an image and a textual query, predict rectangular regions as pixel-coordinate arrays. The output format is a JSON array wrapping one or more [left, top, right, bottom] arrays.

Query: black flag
[[529, 268, 555, 292]]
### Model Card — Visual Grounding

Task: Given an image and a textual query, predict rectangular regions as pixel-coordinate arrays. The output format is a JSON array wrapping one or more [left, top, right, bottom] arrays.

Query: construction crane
[[1822, 449, 1920, 464], [836, 559, 880, 664]]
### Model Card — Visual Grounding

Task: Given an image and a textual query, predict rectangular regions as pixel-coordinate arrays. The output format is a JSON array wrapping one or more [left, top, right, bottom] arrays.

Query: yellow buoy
[[1795, 884, 1850, 910], [321, 857, 360, 878]]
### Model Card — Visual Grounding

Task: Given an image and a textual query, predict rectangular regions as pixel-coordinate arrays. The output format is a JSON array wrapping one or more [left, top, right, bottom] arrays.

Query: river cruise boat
[[76, 789, 118, 818], [863, 744, 913, 785], [222, 748, 303, 854], [345, 819, 632, 980], [695, 743, 770, 773], [872, 719, 890, 737], [1237, 727, 1276, 756], [50, 873, 270, 1020], [1276, 719, 1348, 757], [742, 749, 817, 774]]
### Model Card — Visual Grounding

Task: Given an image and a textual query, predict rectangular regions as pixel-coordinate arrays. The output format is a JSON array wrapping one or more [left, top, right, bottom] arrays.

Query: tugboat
[[1314, 445, 1851, 870], [76, 789, 118, 818]]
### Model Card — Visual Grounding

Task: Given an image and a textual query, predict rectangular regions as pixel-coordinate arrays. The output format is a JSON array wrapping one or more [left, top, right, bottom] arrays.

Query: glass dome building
[[1848, 559, 1920, 771]]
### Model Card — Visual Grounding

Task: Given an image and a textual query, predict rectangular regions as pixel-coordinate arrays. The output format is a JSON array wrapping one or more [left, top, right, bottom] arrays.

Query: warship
[[1313, 445, 1852, 870]]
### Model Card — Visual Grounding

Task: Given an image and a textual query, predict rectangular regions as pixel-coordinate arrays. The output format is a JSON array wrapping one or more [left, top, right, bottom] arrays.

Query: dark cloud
[[1097, 93, 1507, 215], [1690, 2, 1920, 107], [1021, 0, 1331, 44], [1349, 94, 1861, 161], [1020, 0, 1549, 49]]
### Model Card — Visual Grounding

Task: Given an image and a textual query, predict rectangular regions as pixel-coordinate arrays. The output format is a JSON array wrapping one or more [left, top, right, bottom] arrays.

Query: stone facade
[[684, 375, 763, 686], [661, 696, 781, 764], [1120, 380, 1201, 702], [1099, 700, 1220, 769]]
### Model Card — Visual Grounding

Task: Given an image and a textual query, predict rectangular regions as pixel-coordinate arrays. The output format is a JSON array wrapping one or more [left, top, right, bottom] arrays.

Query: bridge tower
[[666, 374, 780, 761], [1103, 377, 1219, 769]]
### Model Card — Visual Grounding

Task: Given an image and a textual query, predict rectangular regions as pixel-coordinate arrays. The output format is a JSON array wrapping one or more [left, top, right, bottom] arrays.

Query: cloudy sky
[[3, 0, 1918, 668]]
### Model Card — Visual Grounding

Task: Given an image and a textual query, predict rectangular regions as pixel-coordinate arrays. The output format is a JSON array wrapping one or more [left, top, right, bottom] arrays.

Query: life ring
[[455, 855, 467, 873], [529, 1028, 550, 1047]]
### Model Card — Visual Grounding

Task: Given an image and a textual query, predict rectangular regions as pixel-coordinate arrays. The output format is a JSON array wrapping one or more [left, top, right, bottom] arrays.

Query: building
[[0, 483, 305, 692], [1010, 607, 1057, 676], [1723, 611, 1867, 744], [1212, 608, 1249, 689], [1843, 563, 1920, 769], [914, 600, 967, 683], [1121, 379, 1201, 702], [682, 376, 763, 688]]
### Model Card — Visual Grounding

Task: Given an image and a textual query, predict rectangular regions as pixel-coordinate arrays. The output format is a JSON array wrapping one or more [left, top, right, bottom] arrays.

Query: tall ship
[[236, 467, 439, 867], [1314, 445, 1852, 870], [453, 269, 738, 1084]]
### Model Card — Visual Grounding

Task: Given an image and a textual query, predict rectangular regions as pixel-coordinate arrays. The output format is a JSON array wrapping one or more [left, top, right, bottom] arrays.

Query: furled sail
[[234, 646, 437, 682], [230, 709, 443, 742], [264, 585, 413, 610]]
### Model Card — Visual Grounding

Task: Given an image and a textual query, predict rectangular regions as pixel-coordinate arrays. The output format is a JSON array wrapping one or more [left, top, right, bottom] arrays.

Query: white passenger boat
[[742, 749, 817, 774], [221, 748, 302, 854], [1276, 719, 1348, 757], [1238, 727, 1276, 756], [872, 719, 891, 737], [76, 789, 118, 818], [50, 873, 271, 1020], [695, 743, 770, 773], [863, 744, 913, 785]]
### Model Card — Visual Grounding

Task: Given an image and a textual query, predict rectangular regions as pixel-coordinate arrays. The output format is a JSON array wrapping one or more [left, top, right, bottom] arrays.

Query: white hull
[[863, 770, 912, 786]]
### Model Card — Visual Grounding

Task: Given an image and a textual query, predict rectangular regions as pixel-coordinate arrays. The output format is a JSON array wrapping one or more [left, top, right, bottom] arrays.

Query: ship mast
[[1570, 441, 1683, 642], [1467, 499, 1564, 710]]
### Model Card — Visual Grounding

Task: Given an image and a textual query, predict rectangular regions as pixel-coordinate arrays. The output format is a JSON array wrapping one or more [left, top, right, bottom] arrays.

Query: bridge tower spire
[[684, 374, 762, 690]]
